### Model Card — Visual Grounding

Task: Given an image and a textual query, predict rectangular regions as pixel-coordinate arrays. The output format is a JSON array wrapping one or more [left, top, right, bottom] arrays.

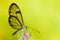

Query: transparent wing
[[8, 3, 24, 35], [29, 27, 40, 33], [9, 16, 22, 30], [9, 3, 24, 26]]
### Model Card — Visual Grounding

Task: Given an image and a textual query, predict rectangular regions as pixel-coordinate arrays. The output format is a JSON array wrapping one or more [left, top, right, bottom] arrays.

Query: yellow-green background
[[0, 0, 60, 40]]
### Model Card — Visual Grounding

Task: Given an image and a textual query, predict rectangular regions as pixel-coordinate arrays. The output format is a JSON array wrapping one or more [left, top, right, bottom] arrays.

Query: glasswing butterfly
[[8, 3, 40, 40]]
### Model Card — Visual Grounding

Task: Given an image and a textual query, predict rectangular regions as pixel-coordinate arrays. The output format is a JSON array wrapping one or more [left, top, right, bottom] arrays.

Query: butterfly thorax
[[22, 26, 27, 31]]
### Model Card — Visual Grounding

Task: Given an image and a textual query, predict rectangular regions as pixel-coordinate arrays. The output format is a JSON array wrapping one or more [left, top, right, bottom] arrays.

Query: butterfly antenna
[[30, 27, 40, 33]]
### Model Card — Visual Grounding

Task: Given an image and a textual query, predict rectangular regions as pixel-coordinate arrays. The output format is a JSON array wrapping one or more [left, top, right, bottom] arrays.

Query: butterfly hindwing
[[9, 15, 22, 30]]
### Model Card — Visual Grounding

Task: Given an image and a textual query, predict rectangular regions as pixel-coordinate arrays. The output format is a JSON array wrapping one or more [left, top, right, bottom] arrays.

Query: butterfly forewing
[[9, 3, 24, 30], [9, 3, 24, 26]]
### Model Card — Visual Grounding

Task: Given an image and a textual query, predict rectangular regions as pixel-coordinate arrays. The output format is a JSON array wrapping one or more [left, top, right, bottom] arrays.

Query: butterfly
[[8, 3, 40, 37]]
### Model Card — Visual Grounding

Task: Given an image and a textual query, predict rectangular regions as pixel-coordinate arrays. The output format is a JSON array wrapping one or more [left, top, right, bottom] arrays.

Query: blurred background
[[0, 0, 60, 40]]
